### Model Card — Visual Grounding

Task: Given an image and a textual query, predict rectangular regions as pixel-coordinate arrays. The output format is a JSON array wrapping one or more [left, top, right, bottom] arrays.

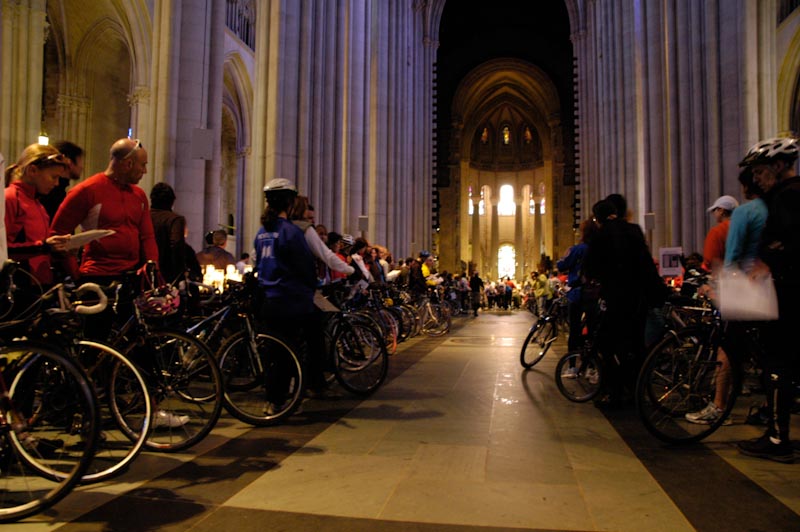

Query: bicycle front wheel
[[1, 342, 99, 523], [555, 351, 603, 402], [219, 331, 304, 426], [334, 319, 389, 395], [636, 328, 738, 444], [124, 330, 222, 452], [519, 320, 555, 369], [421, 302, 451, 336]]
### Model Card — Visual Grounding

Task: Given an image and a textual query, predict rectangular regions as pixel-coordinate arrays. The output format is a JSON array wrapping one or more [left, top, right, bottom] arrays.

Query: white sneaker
[[685, 402, 731, 425], [153, 410, 190, 428], [586, 367, 600, 385], [561, 366, 579, 379]]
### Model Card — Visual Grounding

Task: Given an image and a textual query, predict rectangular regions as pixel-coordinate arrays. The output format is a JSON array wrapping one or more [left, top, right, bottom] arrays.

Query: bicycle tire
[[21, 341, 152, 484], [555, 351, 603, 402], [120, 330, 223, 452], [519, 320, 555, 369], [219, 331, 304, 426], [636, 328, 740, 444], [1, 341, 99, 523], [333, 319, 389, 395], [421, 302, 451, 336]]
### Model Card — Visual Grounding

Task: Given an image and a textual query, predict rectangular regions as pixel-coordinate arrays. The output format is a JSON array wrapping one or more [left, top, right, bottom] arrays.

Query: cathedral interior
[[4, 1, 800, 278]]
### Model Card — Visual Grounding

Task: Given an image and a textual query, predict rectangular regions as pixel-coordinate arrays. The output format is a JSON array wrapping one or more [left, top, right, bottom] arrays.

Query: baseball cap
[[707, 195, 739, 213]]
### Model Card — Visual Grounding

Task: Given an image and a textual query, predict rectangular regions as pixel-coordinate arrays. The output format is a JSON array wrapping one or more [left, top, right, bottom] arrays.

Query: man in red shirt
[[703, 195, 738, 273], [51, 137, 158, 279]]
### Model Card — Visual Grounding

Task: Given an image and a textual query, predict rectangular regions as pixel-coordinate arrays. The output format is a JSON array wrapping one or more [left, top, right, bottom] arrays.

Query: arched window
[[498, 244, 516, 279], [497, 184, 516, 216], [502, 125, 511, 145]]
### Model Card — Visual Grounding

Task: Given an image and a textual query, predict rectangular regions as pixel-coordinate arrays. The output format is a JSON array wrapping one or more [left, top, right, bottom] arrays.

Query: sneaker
[[738, 432, 794, 463], [585, 367, 600, 385], [153, 410, 190, 429], [561, 366, 578, 379], [685, 402, 732, 425]]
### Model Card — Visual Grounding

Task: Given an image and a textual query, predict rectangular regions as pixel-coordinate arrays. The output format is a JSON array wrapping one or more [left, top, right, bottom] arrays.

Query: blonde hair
[[4, 144, 64, 187]]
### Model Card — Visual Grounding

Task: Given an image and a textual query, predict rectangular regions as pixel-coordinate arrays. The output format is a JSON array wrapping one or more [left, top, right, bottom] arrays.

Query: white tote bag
[[716, 268, 779, 321]]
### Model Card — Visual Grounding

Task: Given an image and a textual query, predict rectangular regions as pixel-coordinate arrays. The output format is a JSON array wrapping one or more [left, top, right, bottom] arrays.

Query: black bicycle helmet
[[739, 137, 799, 167]]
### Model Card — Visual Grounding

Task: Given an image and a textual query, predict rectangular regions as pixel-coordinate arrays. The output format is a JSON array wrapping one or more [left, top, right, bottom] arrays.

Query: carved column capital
[[127, 86, 151, 107]]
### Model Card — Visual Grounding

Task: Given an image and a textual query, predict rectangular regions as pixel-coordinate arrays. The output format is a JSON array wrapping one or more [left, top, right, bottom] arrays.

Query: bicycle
[[635, 301, 762, 444], [0, 262, 100, 522], [102, 266, 223, 452], [15, 281, 152, 483], [519, 291, 569, 369]]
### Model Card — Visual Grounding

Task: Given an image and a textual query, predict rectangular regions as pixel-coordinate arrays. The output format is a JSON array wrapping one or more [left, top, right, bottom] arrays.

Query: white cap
[[707, 195, 739, 213], [263, 178, 297, 193]]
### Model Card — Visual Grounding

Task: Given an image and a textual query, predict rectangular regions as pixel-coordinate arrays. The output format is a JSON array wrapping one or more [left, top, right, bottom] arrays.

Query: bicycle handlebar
[[72, 283, 108, 315]]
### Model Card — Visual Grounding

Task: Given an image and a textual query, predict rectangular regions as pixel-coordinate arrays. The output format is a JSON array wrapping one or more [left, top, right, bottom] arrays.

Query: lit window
[[498, 184, 516, 216], [529, 197, 535, 214], [540, 198, 546, 215], [502, 126, 511, 145], [479, 199, 485, 216], [468, 199, 474, 216], [498, 245, 516, 279]]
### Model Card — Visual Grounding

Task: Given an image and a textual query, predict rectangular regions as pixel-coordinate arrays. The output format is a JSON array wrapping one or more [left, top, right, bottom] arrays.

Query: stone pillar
[[0, 0, 47, 159], [56, 93, 91, 155], [532, 200, 542, 266], [514, 202, 524, 281], [471, 188, 481, 272], [235, 146, 251, 253], [489, 204, 499, 280]]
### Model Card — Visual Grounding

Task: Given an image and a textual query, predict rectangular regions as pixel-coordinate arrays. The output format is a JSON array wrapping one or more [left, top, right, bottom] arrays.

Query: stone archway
[[439, 58, 566, 281]]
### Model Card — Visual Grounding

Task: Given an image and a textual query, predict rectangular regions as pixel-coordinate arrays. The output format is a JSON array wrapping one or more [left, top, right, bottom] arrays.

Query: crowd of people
[[3, 134, 800, 463]]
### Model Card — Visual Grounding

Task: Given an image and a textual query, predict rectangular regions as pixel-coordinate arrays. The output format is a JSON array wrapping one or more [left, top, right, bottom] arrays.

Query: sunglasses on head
[[32, 152, 68, 167], [122, 139, 143, 159]]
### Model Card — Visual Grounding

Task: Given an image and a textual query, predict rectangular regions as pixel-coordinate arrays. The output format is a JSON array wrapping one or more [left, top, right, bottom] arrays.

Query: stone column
[[0, 0, 47, 159], [56, 93, 91, 155], [471, 184, 481, 272], [514, 202, 524, 281], [489, 204, 499, 280], [532, 200, 542, 267], [235, 146, 251, 253]]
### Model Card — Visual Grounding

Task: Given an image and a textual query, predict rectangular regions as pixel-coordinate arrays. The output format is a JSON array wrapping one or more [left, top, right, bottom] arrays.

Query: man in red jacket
[[51, 137, 158, 279], [52, 138, 189, 428]]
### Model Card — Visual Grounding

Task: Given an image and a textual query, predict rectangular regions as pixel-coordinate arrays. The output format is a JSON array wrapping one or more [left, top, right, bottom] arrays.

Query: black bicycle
[[519, 291, 568, 369]]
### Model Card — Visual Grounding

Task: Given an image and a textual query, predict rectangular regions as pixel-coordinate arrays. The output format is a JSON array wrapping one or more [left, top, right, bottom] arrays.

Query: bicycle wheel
[[421, 302, 451, 336], [555, 351, 603, 402], [219, 331, 304, 426], [636, 328, 739, 444], [334, 319, 389, 395], [399, 304, 421, 337], [78, 341, 152, 482], [519, 320, 555, 369], [1, 342, 99, 523], [125, 330, 222, 452], [21, 341, 151, 484]]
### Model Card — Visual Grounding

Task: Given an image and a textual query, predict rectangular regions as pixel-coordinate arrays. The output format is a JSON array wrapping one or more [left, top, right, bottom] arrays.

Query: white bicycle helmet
[[739, 137, 799, 167], [263, 178, 297, 194]]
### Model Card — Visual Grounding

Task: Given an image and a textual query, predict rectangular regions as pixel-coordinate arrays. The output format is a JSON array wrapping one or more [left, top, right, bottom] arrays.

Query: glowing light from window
[[502, 126, 511, 145], [498, 244, 515, 279], [529, 197, 535, 214], [468, 199, 474, 215], [498, 185, 516, 216], [540, 198, 546, 215], [479, 199, 485, 216]]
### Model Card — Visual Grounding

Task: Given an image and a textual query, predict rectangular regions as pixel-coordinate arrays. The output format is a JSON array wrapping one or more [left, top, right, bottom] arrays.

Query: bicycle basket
[[134, 269, 180, 317]]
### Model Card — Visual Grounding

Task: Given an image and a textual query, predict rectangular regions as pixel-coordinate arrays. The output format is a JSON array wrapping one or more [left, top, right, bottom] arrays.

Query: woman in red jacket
[[4, 144, 71, 285]]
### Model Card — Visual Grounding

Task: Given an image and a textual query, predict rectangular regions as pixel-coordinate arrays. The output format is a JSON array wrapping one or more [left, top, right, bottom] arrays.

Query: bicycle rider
[[736, 137, 800, 463]]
